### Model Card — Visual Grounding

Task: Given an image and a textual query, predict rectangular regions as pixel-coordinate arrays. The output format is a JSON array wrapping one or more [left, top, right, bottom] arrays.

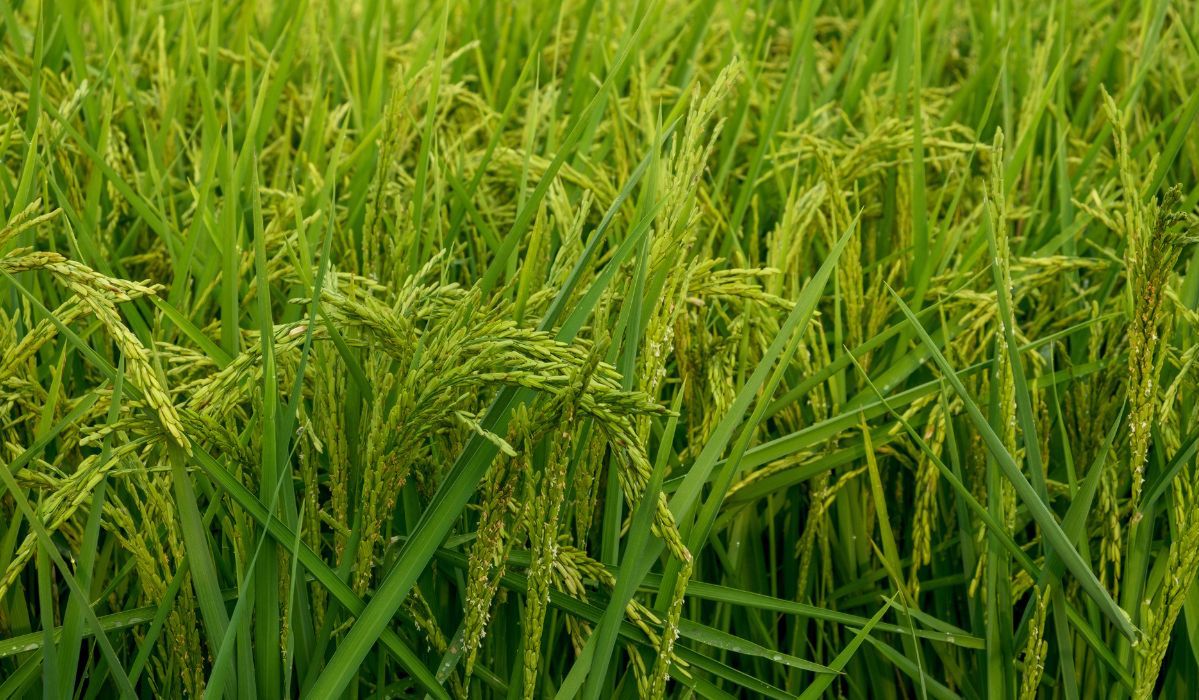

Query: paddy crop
[[1, 1, 1198, 698]]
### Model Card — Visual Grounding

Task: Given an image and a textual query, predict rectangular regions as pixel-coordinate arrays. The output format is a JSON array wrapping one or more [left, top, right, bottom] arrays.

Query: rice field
[[1, 0, 1198, 697]]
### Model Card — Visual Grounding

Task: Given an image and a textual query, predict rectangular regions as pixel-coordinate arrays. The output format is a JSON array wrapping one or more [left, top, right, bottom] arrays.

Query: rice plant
[[1, 1, 1198, 698]]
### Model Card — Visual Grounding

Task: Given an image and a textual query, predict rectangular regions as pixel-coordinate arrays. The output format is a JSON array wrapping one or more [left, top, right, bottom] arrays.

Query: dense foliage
[[1, 1, 1198, 698]]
